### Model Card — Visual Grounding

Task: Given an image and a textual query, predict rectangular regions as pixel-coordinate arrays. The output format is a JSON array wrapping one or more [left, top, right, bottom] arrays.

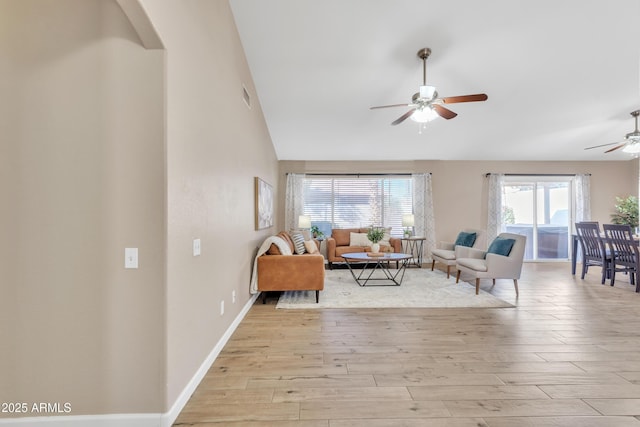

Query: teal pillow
[[486, 237, 516, 258], [454, 231, 477, 248]]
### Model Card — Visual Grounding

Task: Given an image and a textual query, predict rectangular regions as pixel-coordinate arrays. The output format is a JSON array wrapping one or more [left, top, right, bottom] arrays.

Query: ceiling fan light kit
[[410, 106, 438, 123], [622, 141, 640, 154], [585, 110, 640, 155], [370, 47, 488, 127]]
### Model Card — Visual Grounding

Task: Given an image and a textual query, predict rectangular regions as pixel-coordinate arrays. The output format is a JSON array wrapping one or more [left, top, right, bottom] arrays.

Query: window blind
[[302, 176, 413, 237]]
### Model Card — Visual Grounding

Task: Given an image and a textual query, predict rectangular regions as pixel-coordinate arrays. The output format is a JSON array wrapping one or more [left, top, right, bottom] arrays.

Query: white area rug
[[276, 268, 515, 309]]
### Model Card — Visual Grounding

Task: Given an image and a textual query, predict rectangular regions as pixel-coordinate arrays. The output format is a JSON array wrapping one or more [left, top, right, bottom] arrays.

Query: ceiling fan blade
[[605, 143, 627, 153], [433, 104, 458, 120], [370, 103, 410, 110], [584, 141, 623, 150], [441, 94, 488, 104], [391, 109, 416, 125]]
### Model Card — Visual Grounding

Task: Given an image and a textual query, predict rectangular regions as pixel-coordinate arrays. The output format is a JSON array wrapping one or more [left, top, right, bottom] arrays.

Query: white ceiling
[[229, 0, 640, 161]]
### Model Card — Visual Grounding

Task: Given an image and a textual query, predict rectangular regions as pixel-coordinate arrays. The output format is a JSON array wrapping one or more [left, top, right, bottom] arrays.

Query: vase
[[371, 243, 380, 253]]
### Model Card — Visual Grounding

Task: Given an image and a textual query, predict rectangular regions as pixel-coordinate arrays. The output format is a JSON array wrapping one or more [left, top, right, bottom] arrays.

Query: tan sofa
[[257, 231, 325, 303], [326, 227, 402, 269]]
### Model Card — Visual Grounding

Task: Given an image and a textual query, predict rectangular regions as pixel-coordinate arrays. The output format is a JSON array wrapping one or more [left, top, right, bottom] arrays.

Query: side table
[[401, 236, 426, 267]]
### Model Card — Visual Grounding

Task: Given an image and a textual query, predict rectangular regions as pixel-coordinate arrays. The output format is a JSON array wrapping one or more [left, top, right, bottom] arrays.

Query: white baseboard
[[0, 413, 161, 427], [0, 294, 259, 427], [161, 293, 258, 426]]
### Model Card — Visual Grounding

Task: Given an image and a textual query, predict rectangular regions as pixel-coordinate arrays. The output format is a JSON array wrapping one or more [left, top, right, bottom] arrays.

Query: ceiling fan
[[370, 47, 488, 125], [584, 110, 640, 154]]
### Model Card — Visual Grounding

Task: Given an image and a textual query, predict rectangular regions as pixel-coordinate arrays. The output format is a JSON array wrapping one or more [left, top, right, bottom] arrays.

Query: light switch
[[193, 239, 201, 256], [125, 248, 138, 269]]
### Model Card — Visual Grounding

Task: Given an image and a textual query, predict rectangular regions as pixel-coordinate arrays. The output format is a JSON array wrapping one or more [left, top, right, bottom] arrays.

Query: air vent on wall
[[242, 84, 251, 109]]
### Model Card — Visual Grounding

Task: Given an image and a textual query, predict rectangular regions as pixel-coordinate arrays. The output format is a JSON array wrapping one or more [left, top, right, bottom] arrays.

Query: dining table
[[571, 233, 640, 275]]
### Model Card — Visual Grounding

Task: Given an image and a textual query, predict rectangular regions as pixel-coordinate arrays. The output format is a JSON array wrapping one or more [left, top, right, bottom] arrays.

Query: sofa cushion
[[290, 231, 306, 254], [457, 257, 488, 272], [454, 231, 477, 248], [335, 246, 367, 257], [267, 243, 281, 255], [304, 240, 319, 254], [278, 231, 295, 253], [432, 248, 456, 260], [335, 245, 392, 257], [349, 232, 372, 247], [332, 228, 355, 246], [380, 227, 392, 246], [267, 233, 295, 255], [486, 237, 516, 257]]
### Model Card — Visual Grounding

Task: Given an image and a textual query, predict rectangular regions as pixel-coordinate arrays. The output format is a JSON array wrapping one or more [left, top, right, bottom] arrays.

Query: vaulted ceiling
[[230, 0, 640, 161]]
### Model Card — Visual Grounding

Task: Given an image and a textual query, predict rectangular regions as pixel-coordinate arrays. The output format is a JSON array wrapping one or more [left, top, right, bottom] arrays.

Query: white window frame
[[502, 175, 574, 261]]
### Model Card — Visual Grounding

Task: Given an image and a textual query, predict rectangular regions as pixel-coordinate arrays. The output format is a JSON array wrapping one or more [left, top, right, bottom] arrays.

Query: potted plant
[[310, 225, 324, 239], [367, 226, 385, 253], [611, 195, 639, 229]]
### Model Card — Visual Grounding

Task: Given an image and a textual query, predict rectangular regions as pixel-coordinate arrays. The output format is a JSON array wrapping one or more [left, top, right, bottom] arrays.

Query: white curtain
[[284, 173, 305, 231], [575, 174, 591, 224], [412, 173, 436, 260], [487, 173, 504, 242]]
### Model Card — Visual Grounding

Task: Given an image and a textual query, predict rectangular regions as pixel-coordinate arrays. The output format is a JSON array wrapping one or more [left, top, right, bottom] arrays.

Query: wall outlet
[[220, 300, 225, 316], [232, 290, 236, 304], [193, 238, 201, 256]]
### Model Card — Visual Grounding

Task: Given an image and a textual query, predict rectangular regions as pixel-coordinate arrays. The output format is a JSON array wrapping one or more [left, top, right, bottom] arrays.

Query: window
[[501, 176, 573, 261], [302, 176, 413, 237]]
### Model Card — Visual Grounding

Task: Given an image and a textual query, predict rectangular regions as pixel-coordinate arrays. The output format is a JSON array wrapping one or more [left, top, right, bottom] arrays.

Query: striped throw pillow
[[290, 232, 306, 254]]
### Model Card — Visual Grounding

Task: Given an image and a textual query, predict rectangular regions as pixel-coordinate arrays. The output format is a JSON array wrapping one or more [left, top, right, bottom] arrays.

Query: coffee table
[[342, 252, 412, 286]]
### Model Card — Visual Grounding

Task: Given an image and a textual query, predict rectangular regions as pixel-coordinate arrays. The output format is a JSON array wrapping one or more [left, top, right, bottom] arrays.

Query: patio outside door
[[502, 177, 572, 261]]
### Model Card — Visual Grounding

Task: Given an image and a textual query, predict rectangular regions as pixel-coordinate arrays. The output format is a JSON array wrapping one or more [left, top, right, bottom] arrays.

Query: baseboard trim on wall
[[0, 414, 162, 427], [0, 294, 259, 427], [161, 293, 259, 427]]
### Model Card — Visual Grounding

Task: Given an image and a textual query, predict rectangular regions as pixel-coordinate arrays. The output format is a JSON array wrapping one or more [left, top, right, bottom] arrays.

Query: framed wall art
[[254, 177, 274, 230]]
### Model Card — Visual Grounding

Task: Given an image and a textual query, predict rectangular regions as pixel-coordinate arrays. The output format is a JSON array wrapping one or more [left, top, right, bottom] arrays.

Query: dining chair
[[575, 222, 610, 284], [603, 223, 640, 291]]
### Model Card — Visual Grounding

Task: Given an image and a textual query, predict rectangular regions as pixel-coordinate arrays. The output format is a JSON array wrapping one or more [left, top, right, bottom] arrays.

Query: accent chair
[[455, 232, 526, 296], [431, 229, 486, 278]]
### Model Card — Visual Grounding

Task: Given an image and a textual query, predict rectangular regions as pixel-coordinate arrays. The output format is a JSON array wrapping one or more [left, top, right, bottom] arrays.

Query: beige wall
[[1, 0, 166, 416], [138, 0, 278, 411], [280, 160, 639, 243], [2, 0, 278, 421]]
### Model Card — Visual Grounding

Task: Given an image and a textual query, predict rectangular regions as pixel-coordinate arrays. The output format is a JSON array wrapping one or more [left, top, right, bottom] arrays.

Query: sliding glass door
[[502, 177, 572, 261]]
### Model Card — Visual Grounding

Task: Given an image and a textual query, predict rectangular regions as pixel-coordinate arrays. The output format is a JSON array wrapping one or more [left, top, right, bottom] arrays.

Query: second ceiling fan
[[371, 48, 488, 125], [584, 110, 640, 154]]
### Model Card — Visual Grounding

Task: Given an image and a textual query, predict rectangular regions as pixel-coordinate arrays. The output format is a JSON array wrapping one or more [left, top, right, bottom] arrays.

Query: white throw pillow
[[304, 240, 319, 254], [349, 232, 372, 247], [380, 227, 392, 246]]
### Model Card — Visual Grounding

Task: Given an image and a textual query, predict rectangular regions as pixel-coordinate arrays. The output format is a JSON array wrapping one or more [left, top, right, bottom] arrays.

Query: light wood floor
[[174, 262, 640, 426]]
